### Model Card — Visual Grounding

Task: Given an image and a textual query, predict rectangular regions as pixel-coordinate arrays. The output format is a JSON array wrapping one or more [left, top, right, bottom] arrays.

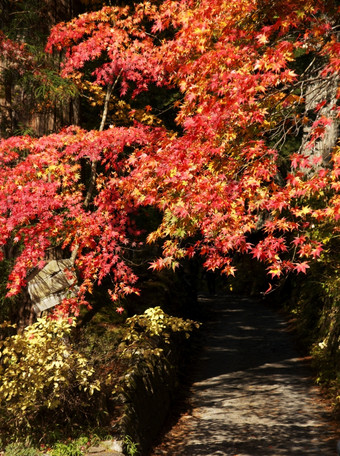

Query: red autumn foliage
[[0, 0, 339, 312]]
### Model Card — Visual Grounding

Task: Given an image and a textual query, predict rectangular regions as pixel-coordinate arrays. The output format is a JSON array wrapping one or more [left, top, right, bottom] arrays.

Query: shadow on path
[[151, 295, 339, 456]]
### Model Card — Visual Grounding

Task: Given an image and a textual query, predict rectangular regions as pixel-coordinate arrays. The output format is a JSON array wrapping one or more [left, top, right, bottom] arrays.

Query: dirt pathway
[[151, 295, 339, 455]]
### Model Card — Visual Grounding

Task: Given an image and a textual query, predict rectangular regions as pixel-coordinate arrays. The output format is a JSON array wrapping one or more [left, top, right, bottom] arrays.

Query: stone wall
[[120, 334, 192, 455]]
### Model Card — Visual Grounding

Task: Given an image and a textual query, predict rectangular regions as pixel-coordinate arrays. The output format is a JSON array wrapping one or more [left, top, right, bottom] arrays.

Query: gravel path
[[151, 295, 339, 455]]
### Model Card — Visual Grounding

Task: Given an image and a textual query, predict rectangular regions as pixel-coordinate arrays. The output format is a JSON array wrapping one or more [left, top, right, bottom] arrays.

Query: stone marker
[[28, 259, 78, 313]]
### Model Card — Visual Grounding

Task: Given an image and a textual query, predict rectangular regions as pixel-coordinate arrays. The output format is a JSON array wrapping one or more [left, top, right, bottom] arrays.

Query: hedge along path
[[151, 296, 339, 456]]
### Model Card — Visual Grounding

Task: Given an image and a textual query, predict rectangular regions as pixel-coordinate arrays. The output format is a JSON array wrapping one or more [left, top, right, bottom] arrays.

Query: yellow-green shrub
[[0, 316, 100, 425], [122, 306, 199, 354], [117, 306, 200, 388]]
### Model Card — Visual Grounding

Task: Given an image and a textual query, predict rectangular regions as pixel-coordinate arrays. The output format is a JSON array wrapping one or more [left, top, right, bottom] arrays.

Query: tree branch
[[71, 71, 122, 264]]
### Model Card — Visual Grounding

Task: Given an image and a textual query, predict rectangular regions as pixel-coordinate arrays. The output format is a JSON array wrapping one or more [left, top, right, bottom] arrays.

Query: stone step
[[85, 440, 124, 456]]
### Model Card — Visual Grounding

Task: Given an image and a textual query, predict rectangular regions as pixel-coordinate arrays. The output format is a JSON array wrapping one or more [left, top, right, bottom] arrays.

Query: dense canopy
[[0, 0, 339, 314]]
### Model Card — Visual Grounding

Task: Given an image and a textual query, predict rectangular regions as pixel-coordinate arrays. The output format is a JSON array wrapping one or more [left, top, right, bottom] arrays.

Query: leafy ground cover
[[0, 302, 199, 454]]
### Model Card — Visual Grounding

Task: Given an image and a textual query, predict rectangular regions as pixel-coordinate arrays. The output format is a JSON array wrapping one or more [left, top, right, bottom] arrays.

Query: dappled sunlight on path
[[151, 296, 338, 455]]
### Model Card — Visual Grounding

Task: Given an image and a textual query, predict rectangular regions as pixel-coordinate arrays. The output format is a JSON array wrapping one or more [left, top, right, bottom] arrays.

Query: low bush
[[0, 305, 199, 450], [0, 317, 99, 437], [118, 306, 200, 388]]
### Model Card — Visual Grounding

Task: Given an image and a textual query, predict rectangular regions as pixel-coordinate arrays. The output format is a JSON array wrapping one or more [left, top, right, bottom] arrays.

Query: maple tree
[[0, 0, 339, 315]]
